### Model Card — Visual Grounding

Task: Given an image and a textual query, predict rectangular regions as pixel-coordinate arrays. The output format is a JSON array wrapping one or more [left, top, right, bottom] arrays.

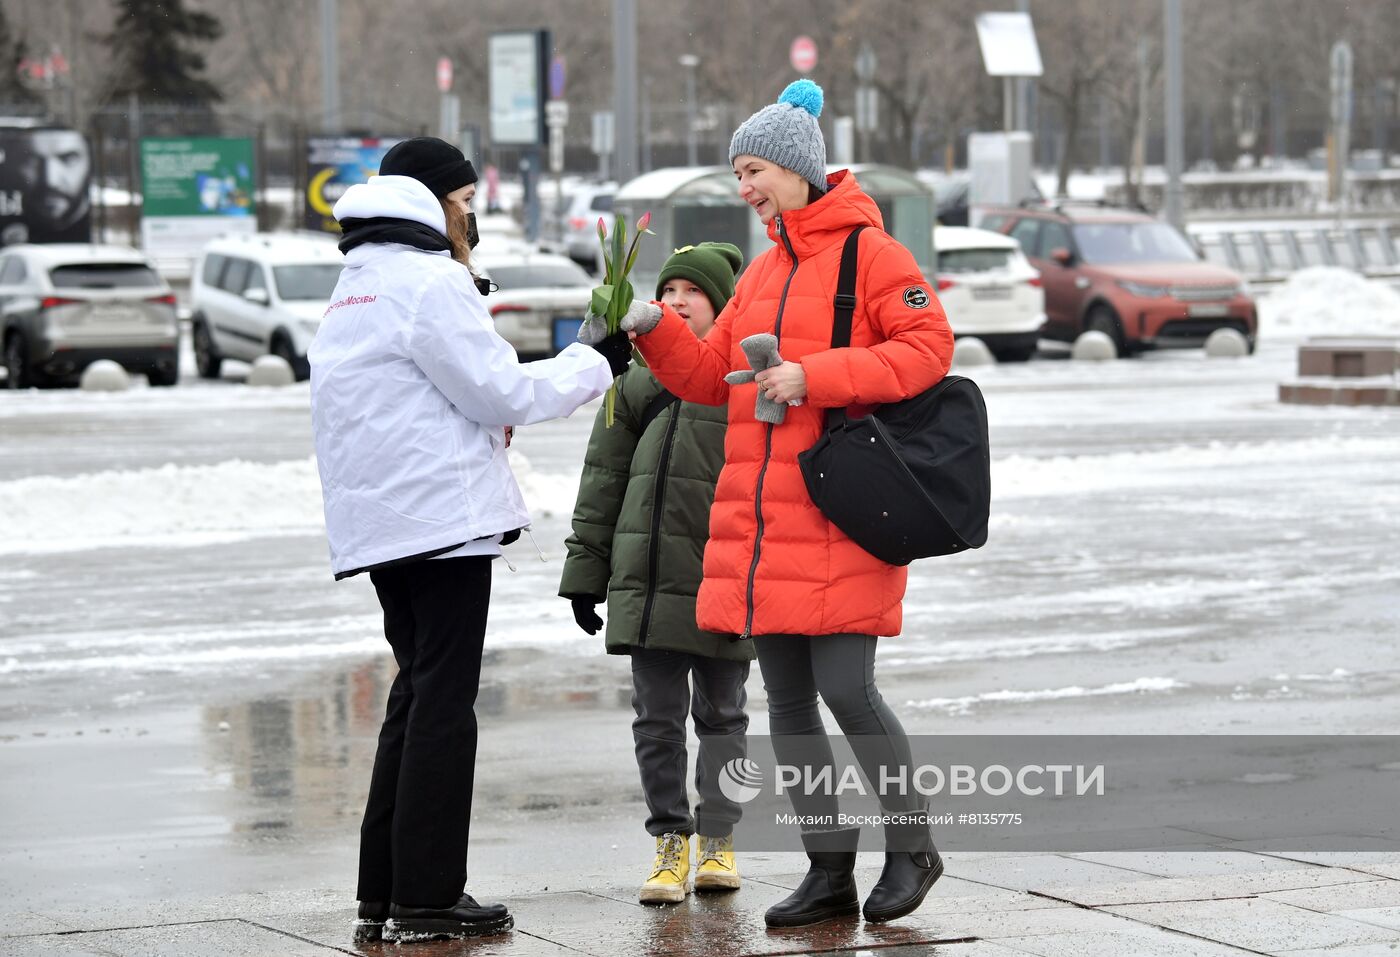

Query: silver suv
[[0, 244, 179, 388], [190, 233, 343, 381]]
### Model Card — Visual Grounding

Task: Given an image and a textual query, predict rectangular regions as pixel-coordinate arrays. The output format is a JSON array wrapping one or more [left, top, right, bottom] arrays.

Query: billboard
[[489, 30, 547, 147], [139, 137, 256, 257], [0, 125, 93, 246], [304, 136, 406, 234]]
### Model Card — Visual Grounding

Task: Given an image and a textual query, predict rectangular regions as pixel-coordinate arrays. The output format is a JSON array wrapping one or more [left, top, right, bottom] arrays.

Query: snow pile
[[905, 677, 1186, 715], [1259, 267, 1400, 339], [1, 451, 581, 555]]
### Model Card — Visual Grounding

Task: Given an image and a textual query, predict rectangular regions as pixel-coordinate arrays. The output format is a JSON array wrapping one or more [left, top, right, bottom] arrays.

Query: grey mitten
[[577, 313, 608, 345], [619, 300, 663, 335], [724, 333, 791, 424]]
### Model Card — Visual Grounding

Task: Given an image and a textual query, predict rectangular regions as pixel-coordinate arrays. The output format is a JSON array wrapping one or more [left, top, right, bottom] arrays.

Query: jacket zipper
[[741, 215, 800, 639], [638, 400, 682, 646]]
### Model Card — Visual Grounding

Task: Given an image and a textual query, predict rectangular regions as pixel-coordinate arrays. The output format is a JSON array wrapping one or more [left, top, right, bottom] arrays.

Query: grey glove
[[619, 300, 663, 336], [577, 312, 608, 345], [724, 333, 795, 425]]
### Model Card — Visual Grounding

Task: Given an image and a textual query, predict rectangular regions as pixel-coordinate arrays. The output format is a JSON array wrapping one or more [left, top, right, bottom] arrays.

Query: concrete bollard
[[1205, 328, 1251, 358], [79, 360, 131, 392], [1072, 330, 1118, 361], [952, 336, 996, 368], [247, 355, 295, 387]]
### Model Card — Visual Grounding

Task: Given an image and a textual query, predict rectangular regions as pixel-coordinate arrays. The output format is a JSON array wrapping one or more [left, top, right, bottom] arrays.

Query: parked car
[[191, 233, 343, 381], [921, 172, 1043, 226], [557, 183, 616, 271], [933, 226, 1044, 362], [982, 202, 1256, 355], [0, 243, 179, 388], [476, 250, 593, 358]]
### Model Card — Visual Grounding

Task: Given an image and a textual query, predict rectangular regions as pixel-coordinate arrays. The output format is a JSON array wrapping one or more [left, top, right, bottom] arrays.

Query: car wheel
[[271, 334, 310, 381], [193, 317, 223, 380], [4, 332, 31, 390], [1086, 306, 1128, 358]]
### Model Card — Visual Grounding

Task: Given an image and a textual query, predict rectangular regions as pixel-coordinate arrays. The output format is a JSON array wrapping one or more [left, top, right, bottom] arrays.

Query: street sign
[[436, 56, 453, 93], [974, 12, 1043, 78], [790, 36, 818, 74], [592, 111, 615, 155], [549, 55, 567, 100], [855, 43, 877, 83], [855, 86, 878, 133], [546, 100, 570, 128]]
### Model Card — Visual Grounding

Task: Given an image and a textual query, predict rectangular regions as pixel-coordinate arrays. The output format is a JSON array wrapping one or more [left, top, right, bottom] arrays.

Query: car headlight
[[1116, 280, 1169, 298], [297, 318, 320, 335]]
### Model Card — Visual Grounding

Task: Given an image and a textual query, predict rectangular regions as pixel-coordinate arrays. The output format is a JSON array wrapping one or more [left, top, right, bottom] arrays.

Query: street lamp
[[680, 53, 700, 167]]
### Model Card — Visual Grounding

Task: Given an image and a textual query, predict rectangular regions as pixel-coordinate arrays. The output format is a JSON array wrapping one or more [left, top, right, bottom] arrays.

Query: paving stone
[[1332, 907, 1400, 932], [1103, 897, 1400, 951], [59, 920, 341, 956], [990, 926, 1250, 956], [0, 934, 122, 957], [911, 905, 1148, 941], [1037, 866, 1373, 907], [254, 909, 572, 956], [1067, 850, 1314, 879], [0, 912, 76, 938], [1285, 943, 1400, 956], [936, 854, 1158, 894], [1266, 880, 1400, 912]]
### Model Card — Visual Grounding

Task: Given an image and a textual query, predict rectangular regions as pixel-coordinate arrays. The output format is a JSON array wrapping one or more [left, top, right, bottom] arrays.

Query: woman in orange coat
[[620, 81, 954, 928]]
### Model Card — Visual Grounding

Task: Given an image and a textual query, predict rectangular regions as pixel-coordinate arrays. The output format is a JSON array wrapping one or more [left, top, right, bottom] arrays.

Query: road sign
[[855, 86, 878, 133], [790, 36, 817, 74], [436, 56, 453, 93], [549, 55, 567, 100], [592, 111, 615, 155], [855, 43, 877, 83], [546, 100, 570, 127]]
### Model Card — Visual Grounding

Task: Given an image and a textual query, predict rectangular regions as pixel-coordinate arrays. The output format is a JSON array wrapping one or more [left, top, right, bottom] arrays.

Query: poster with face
[[0, 126, 93, 246]]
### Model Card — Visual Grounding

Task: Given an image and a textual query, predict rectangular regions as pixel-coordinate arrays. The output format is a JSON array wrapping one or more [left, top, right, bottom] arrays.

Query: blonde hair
[[438, 197, 473, 266]]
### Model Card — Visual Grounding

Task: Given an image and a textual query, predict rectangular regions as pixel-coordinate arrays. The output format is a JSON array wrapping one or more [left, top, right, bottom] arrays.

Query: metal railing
[[1187, 222, 1400, 285]]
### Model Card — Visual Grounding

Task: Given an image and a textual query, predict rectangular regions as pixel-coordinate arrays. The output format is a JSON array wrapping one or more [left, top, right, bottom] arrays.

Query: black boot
[[862, 810, 944, 923], [385, 893, 513, 942], [764, 827, 861, 928], [352, 900, 388, 943]]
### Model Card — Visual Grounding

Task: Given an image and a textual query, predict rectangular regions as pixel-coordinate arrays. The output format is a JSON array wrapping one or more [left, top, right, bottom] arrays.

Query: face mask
[[466, 212, 479, 250]]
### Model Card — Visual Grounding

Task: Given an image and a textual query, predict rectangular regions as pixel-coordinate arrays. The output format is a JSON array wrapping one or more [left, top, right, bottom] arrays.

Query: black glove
[[570, 597, 604, 635], [590, 330, 633, 378]]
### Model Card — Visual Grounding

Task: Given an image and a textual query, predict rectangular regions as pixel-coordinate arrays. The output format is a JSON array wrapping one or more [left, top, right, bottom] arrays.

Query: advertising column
[[139, 137, 257, 259]]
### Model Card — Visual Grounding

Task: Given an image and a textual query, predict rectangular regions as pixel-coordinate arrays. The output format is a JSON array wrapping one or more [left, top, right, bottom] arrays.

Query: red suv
[[981, 203, 1256, 355]]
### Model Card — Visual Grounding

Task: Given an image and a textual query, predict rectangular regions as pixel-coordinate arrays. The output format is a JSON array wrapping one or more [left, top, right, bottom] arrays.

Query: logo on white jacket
[[903, 286, 930, 309]]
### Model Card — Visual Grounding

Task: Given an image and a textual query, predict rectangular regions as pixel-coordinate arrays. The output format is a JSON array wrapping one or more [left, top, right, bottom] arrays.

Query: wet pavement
[[4, 339, 1400, 954]]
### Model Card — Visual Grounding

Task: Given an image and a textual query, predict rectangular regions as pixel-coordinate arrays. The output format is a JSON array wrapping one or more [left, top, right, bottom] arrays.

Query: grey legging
[[755, 633, 921, 822]]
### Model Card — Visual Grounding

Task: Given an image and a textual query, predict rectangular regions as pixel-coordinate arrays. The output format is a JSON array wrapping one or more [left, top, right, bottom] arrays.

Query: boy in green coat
[[560, 242, 752, 905]]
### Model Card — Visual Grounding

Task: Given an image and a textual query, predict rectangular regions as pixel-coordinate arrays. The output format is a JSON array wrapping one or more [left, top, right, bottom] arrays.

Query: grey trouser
[[755, 633, 922, 823], [630, 647, 751, 837]]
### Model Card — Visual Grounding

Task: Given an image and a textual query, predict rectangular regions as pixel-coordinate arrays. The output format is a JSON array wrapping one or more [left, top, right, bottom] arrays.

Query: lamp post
[[680, 54, 700, 167]]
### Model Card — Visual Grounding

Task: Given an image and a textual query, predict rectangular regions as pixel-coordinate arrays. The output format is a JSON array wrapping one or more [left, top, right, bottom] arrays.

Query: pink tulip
[[637, 211, 652, 232]]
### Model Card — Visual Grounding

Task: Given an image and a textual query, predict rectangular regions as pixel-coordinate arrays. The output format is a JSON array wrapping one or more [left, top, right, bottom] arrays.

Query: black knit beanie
[[379, 137, 478, 198]]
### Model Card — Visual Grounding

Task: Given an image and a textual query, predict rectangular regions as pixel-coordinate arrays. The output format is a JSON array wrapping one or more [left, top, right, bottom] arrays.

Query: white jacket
[[310, 174, 612, 578]]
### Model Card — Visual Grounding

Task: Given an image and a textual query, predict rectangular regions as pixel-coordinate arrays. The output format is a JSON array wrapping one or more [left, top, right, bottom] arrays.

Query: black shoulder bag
[[797, 226, 991, 566]]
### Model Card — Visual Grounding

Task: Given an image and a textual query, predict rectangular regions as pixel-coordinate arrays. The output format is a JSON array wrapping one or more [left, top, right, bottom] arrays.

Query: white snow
[[905, 677, 1187, 715], [1258, 267, 1400, 339]]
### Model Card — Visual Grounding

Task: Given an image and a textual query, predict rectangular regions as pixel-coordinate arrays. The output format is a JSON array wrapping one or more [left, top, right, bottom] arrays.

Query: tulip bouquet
[[591, 211, 652, 426]]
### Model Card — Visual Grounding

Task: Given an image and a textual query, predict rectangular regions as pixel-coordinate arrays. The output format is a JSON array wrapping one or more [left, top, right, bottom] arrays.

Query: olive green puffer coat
[[560, 364, 753, 661]]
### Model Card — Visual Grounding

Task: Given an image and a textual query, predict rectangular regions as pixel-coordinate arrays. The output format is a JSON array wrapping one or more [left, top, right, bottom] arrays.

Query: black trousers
[[630, 647, 750, 837], [358, 556, 492, 907]]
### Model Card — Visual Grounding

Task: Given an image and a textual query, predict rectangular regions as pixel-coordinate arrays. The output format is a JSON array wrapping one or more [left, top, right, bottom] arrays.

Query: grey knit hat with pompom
[[728, 80, 828, 192]]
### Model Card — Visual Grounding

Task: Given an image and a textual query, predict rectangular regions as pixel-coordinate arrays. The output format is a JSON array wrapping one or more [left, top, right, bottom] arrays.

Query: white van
[[190, 233, 343, 380]]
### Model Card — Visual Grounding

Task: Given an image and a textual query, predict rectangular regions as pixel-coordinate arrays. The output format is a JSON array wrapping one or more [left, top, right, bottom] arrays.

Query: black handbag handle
[[824, 225, 868, 431]]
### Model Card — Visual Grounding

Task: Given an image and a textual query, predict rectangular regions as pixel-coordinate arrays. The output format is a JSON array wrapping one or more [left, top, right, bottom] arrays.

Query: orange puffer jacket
[[635, 170, 954, 638]]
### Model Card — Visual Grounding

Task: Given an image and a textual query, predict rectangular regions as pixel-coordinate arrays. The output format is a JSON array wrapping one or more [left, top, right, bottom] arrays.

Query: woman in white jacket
[[309, 138, 632, 944]]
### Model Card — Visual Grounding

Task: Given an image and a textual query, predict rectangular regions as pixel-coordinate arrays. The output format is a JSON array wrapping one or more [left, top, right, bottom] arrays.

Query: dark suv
[[981, 203, 1256, 355]]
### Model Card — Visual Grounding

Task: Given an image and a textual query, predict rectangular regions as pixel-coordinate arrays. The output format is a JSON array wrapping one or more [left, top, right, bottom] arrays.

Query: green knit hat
[[655, 242, 743, 313]]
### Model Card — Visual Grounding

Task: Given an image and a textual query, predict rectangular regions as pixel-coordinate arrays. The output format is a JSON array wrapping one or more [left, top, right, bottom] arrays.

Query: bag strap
[[639, 388, 679, 433], [825, 225, 867, 428]]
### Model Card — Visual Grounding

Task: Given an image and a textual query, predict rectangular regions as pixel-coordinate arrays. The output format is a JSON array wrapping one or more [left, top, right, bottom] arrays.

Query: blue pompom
[[778, 79, 824, 119]]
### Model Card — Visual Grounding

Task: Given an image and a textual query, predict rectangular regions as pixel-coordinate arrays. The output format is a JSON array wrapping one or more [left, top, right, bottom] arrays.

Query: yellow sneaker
[[639, 832, 690, 904], [694, 834, 741, 891]]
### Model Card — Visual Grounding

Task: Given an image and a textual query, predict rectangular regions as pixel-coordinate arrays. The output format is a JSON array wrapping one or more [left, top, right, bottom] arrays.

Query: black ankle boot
[[862, 810, 944, 923], [352, 900, 388, 942], [764, 827, 861, 928], [385, 893, 513, 941]]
